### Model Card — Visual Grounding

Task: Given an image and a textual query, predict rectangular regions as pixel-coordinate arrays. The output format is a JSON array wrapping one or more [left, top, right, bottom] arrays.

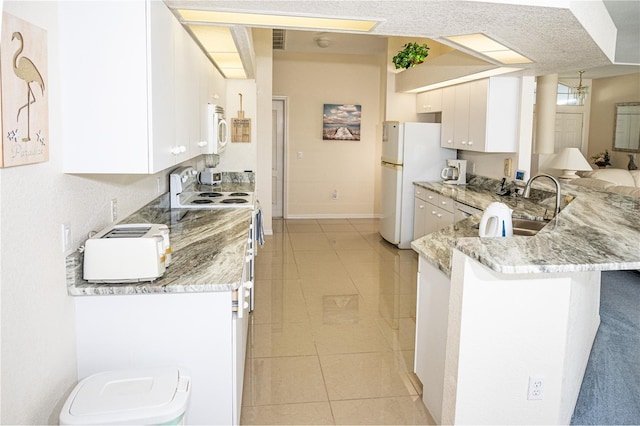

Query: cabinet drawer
[[437, 196, 455, 213], [415, 187, 438, 205]]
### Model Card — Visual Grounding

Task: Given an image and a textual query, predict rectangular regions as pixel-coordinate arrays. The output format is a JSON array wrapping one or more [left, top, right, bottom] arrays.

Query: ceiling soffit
[[166, 0, 639, 78]]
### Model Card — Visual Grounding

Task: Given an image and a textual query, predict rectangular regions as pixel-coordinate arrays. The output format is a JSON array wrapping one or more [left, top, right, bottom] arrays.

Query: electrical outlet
[[156, 177, 161, 194], [527, 376, 544, 400], [332, 190, 338, 200], [297, 151, 303, 159], [110, 198, 118, 222]]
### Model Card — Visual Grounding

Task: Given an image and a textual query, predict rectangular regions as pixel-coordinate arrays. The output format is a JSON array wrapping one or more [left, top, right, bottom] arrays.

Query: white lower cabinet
[[414, 257, 450, 424], [74, 288, 249, 425], [413, 187, 454, 240]]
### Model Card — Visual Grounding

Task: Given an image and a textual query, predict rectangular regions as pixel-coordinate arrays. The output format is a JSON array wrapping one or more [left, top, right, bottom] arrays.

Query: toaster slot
[[103, 226, 152, 238]]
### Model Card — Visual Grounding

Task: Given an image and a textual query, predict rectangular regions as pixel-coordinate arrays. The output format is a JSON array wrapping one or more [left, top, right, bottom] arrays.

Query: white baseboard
[[282, 213, 382, 220]]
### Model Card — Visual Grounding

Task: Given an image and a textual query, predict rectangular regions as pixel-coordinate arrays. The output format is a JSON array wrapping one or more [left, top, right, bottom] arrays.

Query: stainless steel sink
[[512, 219, 549, 236]]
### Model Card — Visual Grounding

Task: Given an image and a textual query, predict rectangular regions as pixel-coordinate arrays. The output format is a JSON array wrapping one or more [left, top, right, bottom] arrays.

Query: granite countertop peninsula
[[67, 176, 255, 296], [411, 175, 640, 276]]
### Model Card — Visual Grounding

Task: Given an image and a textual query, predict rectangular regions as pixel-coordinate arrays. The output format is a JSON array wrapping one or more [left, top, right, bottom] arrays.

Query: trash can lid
[[60, 367, 190, 425]]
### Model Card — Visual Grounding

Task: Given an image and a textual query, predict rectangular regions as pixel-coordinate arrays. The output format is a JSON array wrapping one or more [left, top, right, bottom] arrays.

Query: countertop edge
[[411, 177, 640, 275]]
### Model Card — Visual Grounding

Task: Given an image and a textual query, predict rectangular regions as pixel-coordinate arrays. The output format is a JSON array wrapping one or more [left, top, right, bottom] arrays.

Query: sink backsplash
[[467, 173, 573, 208]]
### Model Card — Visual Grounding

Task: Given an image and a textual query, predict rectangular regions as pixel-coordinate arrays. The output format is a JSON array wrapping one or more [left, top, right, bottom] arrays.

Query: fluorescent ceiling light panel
[[209, 52, 243, 68], [189, 25, 237, 51], [484, 50, 532, 64], [188, 24, 246, 79], [444, 33, 533, 64], [178, 9, 379, 32]]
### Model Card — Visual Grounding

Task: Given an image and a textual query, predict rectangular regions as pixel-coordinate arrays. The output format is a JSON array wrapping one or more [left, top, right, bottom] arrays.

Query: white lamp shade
[[547, 148, 593, 179]]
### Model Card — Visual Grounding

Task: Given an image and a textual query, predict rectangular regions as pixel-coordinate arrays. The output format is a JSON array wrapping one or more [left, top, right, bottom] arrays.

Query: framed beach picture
[[322, 104, 361, 141], [0, 12, 49, 167]]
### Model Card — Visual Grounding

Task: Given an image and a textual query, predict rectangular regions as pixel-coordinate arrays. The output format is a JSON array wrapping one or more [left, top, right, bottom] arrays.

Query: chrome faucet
[[523, 173, 562, 216]]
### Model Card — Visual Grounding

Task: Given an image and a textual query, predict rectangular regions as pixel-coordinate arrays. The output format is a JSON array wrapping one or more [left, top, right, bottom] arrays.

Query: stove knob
[[243, 281, 253, 290]]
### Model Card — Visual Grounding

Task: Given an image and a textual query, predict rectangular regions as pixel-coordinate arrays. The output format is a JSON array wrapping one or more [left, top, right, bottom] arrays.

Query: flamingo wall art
[[1, 12, 49, 167]]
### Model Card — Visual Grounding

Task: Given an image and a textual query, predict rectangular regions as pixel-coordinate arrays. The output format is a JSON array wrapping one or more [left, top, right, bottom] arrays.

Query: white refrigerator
[[380, 122, 456, 248]]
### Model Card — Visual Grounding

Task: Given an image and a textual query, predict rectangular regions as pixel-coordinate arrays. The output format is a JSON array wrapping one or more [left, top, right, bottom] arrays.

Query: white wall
[[588, 72, 640, 169], [215, 79, 258, 172], [0, 2, 224, 423], [273, 51, 383, 217], [254, 28, 273, 232]]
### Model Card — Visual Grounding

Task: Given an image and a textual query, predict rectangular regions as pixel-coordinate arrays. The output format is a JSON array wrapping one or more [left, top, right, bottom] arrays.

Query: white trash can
[[60, 367, 190, 425]]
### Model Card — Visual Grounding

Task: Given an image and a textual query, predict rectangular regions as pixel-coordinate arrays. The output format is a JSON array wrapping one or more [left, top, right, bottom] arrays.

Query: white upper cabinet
[[441, 86, 456, 149], [416, 89, 443, 113], [440, 77, 520, 153], [60, 1, 215, 174]]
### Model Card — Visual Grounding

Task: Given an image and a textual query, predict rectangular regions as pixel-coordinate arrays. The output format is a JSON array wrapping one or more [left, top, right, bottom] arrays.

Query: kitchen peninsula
[[66, 179, 256, 425], [411, 176, 640, 425]]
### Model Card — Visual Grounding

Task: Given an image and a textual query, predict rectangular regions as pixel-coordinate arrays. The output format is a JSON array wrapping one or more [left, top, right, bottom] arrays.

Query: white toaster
[[83, 224, 171, 283]]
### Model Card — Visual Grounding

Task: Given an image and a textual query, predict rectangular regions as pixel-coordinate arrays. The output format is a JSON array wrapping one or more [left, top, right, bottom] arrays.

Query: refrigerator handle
[[382, 162, 402, 171]]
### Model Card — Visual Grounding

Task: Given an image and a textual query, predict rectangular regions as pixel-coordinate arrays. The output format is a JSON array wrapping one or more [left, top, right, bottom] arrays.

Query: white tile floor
[[241, 218, 435, 425]]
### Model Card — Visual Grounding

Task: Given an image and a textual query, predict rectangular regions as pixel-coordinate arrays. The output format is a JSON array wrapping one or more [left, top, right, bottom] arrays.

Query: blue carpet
[[571, 270, 640, 425]]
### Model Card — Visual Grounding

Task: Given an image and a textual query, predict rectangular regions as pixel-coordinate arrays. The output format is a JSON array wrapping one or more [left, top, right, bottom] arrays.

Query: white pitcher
[[479, 202, 513, 237]]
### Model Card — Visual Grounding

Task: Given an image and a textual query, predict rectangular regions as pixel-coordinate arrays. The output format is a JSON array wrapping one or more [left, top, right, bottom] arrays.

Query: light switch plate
[[61, 223, 71, 253]]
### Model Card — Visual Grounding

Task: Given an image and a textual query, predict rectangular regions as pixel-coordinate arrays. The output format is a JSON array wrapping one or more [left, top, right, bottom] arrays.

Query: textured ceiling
[[166, 0, 640, 79]]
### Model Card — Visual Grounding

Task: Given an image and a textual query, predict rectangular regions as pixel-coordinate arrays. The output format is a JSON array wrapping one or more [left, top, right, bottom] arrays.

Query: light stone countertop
[[411, 176, 640, 276], [67, 186, 254, 296]]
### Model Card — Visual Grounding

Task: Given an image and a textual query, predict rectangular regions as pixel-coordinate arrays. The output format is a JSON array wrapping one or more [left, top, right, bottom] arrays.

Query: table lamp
[[547, 147, 593, 179]]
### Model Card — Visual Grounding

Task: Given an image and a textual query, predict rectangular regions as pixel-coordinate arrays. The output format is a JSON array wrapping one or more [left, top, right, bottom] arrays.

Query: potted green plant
[[591, 150, 611, 168], [392, 42, 430, 69]]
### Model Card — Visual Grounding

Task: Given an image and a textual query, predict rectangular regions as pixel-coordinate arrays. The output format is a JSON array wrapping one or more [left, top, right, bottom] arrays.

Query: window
[[533, 82, 584, 106], [556, 83, 583, 106]]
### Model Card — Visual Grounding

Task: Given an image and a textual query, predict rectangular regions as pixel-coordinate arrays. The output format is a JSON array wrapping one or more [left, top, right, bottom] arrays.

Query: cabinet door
[[149, 0, 177, 172], [232, 255, 251, 425], [453, 84, 470, 149], [417, 89, 442, 113], [59, 1, 149, 173], [484, 77, 519, 153], [441, 86, 456, 148], [425, 205, 454, 235], [173, 22, 192, 164], [424, 205, 444, 235], [199, 56, 215, 155], [415, 257, 450, 424], [75, 292, 235, 425], [439, 209, 454, 228], [467, 79, 489, 152], [414, 196, 427, 240], [187, 38, 203, 156]]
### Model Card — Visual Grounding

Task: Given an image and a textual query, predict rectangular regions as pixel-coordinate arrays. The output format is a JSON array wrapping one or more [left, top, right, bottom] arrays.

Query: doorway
[[272, 98, 286, 218], [555, 112, 584, 151]]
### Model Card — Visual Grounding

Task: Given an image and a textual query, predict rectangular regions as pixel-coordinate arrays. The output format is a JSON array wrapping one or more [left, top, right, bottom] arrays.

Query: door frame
[[272, 96, 288, 218]]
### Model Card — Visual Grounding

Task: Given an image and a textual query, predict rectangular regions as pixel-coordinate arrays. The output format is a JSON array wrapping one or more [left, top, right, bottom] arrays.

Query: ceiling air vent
[[273, 29, 286, 50]]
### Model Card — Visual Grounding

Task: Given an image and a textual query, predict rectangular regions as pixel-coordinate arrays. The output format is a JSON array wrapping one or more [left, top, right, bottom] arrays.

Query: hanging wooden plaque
[[231, 116, 251, 143]]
